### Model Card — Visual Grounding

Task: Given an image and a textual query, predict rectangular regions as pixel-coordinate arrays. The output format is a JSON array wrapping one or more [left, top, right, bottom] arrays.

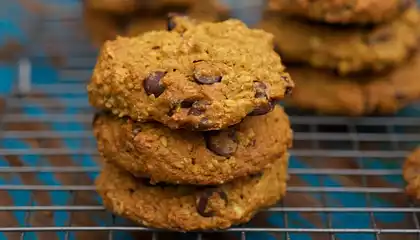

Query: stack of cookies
[[259, 0, 420, 115], [81, 0, 224, 47], [87, 15, 294, 231]]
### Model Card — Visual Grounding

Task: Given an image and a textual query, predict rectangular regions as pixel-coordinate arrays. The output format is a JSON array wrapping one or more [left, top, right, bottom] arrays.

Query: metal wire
[[1, 2, 420, 240]]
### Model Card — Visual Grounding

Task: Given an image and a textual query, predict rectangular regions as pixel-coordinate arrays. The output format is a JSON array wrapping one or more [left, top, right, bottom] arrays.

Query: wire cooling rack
[[1, 1, 420, 240]]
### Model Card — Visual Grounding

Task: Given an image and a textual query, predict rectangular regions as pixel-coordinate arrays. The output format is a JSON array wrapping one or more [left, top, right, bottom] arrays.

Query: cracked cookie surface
[[285, 51, 420, 116], [96, 154, 288, 231], [87, 16, 293, 130], [93, 105, 292, 185], [259, 8, 420, 75], [268, 0, 416, 24]]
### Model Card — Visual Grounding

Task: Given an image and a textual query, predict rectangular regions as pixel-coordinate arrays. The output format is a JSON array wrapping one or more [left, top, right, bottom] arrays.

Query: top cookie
[[87, 16, 294, 130], [268, 0, 416, 24]]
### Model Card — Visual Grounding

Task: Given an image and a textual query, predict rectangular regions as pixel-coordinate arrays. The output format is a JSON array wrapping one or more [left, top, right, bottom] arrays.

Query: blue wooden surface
[[0, 1, 419, 239]]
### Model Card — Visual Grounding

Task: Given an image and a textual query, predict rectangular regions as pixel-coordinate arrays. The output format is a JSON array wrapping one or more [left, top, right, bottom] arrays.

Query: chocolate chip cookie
[[126, 0, 223, 37], [87, 16, 294, 130], [259, 8, 420, 75], [93, 105, 292, 184], [96, 154, 289, 231], [268, 0, 416, 24], [285, 51, 420, 116], [403, 147, 420, 199]]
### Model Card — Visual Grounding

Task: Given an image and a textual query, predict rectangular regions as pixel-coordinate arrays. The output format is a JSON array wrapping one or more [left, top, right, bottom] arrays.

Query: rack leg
[[17, 58, 32, 95]]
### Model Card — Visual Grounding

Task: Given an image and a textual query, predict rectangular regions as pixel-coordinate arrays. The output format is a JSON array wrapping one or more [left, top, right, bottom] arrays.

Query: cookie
[[126, 0, 223, 37], [96, 154, 289, 231], [267, 0, 416, 24], [285, 51, 420, 116], [83, 0, 194, 14], [259, 8, 420, 75], [403, 148, 420, 199], [87, 16, 294, 130], [82, 6, 126, 47], [93, 105, 292, 185]]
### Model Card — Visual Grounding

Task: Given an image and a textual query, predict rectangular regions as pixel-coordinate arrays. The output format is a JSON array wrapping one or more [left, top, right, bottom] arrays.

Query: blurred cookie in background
[[267, 0, 416, 24], [81, 6, 127, 47], [285, 51, 420, 116], [83, 0, 195, 14], [259, 7, 420, 76], [126, 0, 226, 37], [82, 0, 225, 46]]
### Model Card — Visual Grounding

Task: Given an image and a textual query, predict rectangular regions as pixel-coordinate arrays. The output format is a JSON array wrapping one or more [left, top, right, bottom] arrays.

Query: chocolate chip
[[285, 86, 293, 95], [204, 128, 238, 157], [254, 81, 268, 99], [188, 101, 211, 116], [248, 101, 275, 116], [250, 172, 263, 179], [143, 71, 166, 97], [193, 62, 222, 85], [196, 189, 228, 217], [180, 99, 197, 108], [194, 74, 222, 85], [365, 29, 392, 45]]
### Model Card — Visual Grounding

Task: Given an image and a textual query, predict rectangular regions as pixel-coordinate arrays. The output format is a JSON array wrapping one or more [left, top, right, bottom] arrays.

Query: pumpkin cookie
[[96, 153, 289, 231], [87, 16, 294, 130], [267, 0, 416, 24], [285, 51, 420, 115], [93, 105, 292, 184], [259, 8, 420, 75]]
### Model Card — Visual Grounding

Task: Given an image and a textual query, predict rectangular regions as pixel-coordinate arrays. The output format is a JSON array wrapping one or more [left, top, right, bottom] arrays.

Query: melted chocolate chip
[[248, 101, 275, 116], [188, 101, 211, 116], [204, 128, 238, 157], [143, 71, 166, 97], [254, 81, 268, 99], [196, 189, 228, 217]]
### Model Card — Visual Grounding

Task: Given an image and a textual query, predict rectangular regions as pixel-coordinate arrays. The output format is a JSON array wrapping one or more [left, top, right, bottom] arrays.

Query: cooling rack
[[1, 1, 420, 240]]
